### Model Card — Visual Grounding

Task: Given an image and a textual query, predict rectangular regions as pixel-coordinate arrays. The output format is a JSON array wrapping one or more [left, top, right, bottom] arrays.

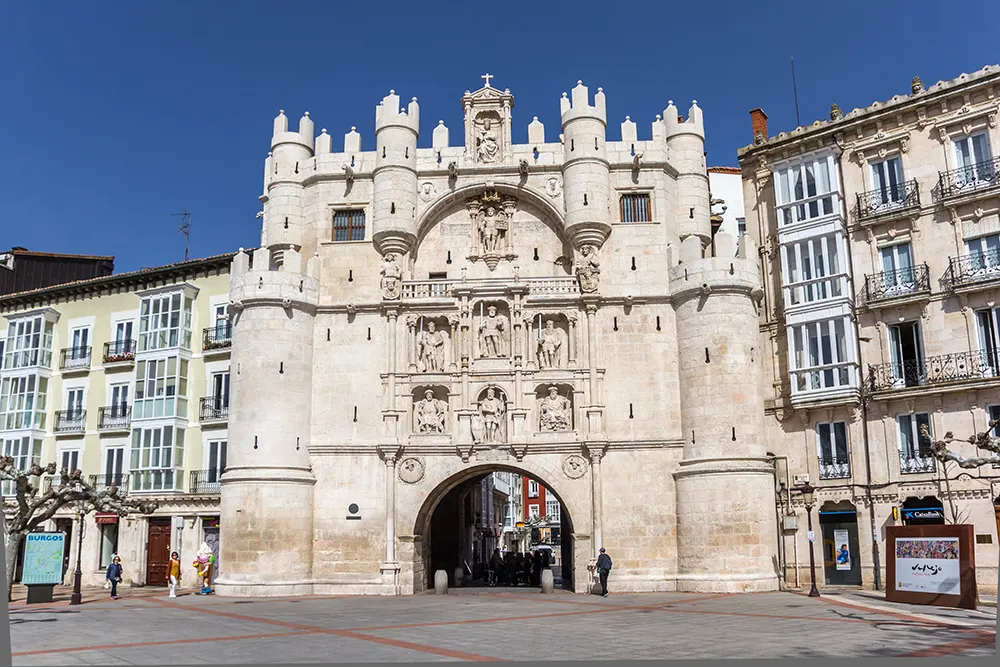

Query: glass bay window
[[775, 154, 840, 227], [780, 233, 848, 306], [138, 292, 193, 352], [133, 356, 189, 419], [788, 317, 856, 395], [4, 316, 55, 369], [130, 424, 185, 492]]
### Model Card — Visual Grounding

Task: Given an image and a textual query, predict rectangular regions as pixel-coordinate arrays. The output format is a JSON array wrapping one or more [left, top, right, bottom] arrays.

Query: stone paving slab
[[8, 588, 996, 664]]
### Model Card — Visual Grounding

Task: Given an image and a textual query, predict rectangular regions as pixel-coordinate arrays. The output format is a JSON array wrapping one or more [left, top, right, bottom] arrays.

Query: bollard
[[434, 569, 448, 594], [540, 568, 554, 594], [453, 567, 464, 588]]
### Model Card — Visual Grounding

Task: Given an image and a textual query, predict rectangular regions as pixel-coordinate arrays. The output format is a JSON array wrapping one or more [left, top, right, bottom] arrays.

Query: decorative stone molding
[[562, 454, 588, 479], [397, 457, 425, 484]]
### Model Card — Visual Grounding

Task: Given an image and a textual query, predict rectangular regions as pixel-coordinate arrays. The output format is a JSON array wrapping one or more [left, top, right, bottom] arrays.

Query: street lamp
[[69, 488, 86, 606], [796, 481, 820, 598]]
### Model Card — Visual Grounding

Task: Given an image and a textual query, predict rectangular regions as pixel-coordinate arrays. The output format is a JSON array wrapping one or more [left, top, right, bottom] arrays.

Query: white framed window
[[138, 292, 192, 352], [103, 446, 125, 486], [887, 321, 924, 388], [976, 307, 1000, 375], [780, 233, 847, 306], [527, 479, 539, 498], [133, 356, 189, 419], [870, 156, 905, 205], [787, 317, 855, 394], [953, 132, 992, 182], [545, 499, 560, 522], [65, 388, 84, 416], [110, 383, 130, 410], [58, 447, 81, 474], [737, 218, 746, 237], [897, 413, 935, 474], [4, 316, 54, 369], [70, 327, 90, 357], [206, 439, 227, 481], [817, 422, 850, 479], [0, 374, 48, 430], [211, 371, 230, 405], [0, 338, 5, 371], [528, 504, 540, 519], [130, 424, 185, 492], [774, 154, 839, 227], [989, 405, 1000, 469], [1, 436, 42, 495], [878, 242, 916, 293], [108, 320, 135, 358], [964, 233, 1000, 275]]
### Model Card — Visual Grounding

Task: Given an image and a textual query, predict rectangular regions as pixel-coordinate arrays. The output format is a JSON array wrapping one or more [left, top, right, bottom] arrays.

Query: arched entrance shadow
[[413, 464, 576, 592]]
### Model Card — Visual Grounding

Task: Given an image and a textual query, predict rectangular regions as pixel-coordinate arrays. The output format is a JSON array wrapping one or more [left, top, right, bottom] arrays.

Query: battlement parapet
[[668, 233, 761, 300], [271, 110, 315, 154], [375, 90, 420, 135], [229, 247, 320, 311], [663, 100, 705, 140], [559, 81, 607, 126]]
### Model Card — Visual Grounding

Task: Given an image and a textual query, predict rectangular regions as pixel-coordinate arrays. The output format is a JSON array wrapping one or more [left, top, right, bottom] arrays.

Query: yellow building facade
[[1, 252, 234, 589]]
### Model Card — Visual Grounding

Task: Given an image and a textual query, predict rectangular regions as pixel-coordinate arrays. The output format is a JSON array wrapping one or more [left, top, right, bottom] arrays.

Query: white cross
[[481, 73, 493, 88]]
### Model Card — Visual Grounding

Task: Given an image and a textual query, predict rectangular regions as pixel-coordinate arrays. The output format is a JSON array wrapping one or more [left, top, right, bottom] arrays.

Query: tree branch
[[930, 419, 1000, 469]]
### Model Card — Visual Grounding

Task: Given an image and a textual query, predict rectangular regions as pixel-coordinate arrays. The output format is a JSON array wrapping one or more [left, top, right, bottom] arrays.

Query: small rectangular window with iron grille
[[620, 194, 651, 223], [333, 209, 366, 242]]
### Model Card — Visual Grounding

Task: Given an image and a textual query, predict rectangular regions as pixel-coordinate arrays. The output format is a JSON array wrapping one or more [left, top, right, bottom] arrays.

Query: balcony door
[[113, 320, 133, 355], [871, 157, 904, 206], [954, 133, 993, 187], [71, 327, 90, 360], [880, 243, 914, 294], [206, 440, 227, 483], [976, 307, 1000, 375], [966, 233, 1000, 276], [59, 448, 80, 474], [211, 372, 230, 410], [888, 321, 923, 388], [66, 388, 84, 418], [104, 447, 125, 487]]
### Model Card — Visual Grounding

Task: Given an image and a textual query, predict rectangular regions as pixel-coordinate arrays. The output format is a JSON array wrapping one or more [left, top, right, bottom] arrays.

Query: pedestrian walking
[[167, 551, 182, 598], [106, 555, 123, 600], [596, 547, 612, 597]]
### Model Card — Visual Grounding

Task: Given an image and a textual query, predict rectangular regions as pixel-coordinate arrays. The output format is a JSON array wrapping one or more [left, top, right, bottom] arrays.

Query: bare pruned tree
[[929, 419, 1000, 469], [1, 456, 158, 601]]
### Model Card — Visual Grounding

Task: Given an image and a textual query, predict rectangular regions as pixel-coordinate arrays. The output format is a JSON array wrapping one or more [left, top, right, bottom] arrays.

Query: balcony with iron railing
[[103, 339, 136, 365], [189, 469, 226, 494], [129, 469, 182, 494], [867, 350, 998, 393], [863, 264, 931, 305], [938, 157, 1000, 202], [54, 409, 86, 434], [88, 473, 129, 494], [59, 346, 92, 373], [199, 396, 229, 423], [856, 179, 920, 224], [97, 405, 132, 432], [401, 276, 581, 300], [818, 457, 851, 480], [899, 452, 937, 475], [947, 247, 1000, 292], [203, 324, 232, 353]]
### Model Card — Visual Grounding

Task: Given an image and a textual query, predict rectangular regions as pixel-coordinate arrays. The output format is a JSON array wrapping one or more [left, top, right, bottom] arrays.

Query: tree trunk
[[5, 532, 23, 603]]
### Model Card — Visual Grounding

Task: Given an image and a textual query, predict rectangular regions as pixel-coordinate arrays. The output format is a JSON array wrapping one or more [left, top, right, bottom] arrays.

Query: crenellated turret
[[372, 90, 420, 257], [665, 100, 711, 246], [559, 81, 612, 250], [668, 230, 777, 594], [262, 110, 314, 256], [216, 246, 320, 597]]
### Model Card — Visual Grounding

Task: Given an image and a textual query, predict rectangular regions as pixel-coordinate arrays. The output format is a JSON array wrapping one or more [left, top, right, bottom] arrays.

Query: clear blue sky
[[3, 0, 998, 273]]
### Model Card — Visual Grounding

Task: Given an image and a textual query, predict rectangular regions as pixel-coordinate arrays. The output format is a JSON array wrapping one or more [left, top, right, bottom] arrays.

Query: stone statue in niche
[[479, 205, 508, 254], [476, 117, 501, 164], [466, 191, 517, 271], [575, 245, 601, 293], [535, 319, 565, 369], [415, 389, 448, 434], [417, 320, 447, 372], [474, 387, 507, 444], [538, 386, 572, 432], [380, 253, 402, 300], [477, 305, 507, 358]]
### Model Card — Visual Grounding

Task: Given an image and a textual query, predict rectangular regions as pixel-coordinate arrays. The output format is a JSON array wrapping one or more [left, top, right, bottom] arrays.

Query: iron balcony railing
[[900, 454, 937, 475], [54, 409, 86, 433], [948, 247, 1000, 289], [938, 156, 1000, 199], [199, 396, 229, 421], [867, 350, 997, 392], [856, 179, 920, 221], [59, 346, 92, 370], [88, 473, 129, 494], [190, 469, 226, 494], [103, 339, 136, 363], [97, 405, 132, 431], [818, 458, 851, 480], [864, 264, 930, 303], [203, 324, 232, 350]]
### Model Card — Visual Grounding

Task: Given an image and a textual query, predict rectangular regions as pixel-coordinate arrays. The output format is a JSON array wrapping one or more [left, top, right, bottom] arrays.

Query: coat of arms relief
[[466, 190, 517, 271]]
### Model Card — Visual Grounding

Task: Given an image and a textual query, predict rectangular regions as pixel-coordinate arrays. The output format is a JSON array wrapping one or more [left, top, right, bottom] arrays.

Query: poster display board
[[886, 524, 976, 610], [834, 529, 851, 571], [21, 532, 66, 586]]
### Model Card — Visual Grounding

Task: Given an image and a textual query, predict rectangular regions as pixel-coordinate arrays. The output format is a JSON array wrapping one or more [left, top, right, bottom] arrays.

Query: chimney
[[750, 108, 768, 144]]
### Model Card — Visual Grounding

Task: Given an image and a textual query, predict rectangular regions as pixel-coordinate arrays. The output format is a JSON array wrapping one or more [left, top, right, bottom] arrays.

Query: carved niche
[[467, 190, 517, 271], [535, 384, 574, 433], [474, 300, 511, 360], [461, 82, 514, 165], [412, 386, 449, 434], [527, 313, 571, 369], [472, 385, 509, 446], [410, 315, 454, 373]]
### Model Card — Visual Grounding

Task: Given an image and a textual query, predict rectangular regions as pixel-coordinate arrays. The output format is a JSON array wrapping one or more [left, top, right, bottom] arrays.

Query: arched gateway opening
[[413, 465, 576, 592]]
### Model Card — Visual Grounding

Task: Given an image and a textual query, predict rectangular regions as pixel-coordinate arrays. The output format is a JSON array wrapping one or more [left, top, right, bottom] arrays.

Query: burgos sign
[[21, 532, 66, 586]]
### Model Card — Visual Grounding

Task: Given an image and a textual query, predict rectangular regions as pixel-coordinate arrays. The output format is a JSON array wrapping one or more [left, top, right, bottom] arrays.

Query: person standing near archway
[[596, 547, 612, 597]]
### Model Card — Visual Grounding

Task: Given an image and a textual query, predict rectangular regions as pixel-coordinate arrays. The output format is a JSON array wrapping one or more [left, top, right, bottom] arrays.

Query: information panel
[[20, 532, 65, 586]]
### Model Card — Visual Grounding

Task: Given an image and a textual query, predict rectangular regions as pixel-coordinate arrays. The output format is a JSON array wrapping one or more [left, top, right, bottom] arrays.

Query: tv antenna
[[790, 57, 802, 127], [171, 209, 191, 261]]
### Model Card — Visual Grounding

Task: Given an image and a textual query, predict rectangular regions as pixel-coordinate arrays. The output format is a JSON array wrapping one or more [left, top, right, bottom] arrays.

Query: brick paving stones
[[8, 587, 996, 664]]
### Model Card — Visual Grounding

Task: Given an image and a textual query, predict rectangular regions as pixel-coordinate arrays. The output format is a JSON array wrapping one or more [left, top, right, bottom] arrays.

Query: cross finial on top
[[481, 73, 493, 88]]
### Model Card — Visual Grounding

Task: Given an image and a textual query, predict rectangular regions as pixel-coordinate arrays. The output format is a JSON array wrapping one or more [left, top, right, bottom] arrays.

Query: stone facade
[[738, 64, 1000, 595], [216, 78, 779, 596]]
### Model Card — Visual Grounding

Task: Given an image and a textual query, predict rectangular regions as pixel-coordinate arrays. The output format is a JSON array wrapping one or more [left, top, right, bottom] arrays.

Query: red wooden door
[[144, 519, 172, 586]]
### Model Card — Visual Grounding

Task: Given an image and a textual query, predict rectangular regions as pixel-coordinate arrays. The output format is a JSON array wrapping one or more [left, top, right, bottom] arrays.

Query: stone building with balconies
[[738, 64, 1000, 595], [0, 253, 235, 589]]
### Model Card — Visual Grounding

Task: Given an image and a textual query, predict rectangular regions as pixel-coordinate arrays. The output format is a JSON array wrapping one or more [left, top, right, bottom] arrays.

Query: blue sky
[[3, 0, 999, 273]]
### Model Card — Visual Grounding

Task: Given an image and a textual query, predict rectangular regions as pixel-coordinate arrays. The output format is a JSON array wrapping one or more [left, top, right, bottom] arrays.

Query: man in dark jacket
[[595, 547, 612, 597]]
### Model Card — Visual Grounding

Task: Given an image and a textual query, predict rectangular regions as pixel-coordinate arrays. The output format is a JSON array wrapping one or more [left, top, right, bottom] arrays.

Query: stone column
[[406, 315, 417, 373], [384, 456, 397, 563], [448, 315, 460, 372], [386, 309, 399, 409], [589, 448, 604, 556], [567, 314, 578, 368], [584, 302, 599, 402], [524, 315, 537, 370]]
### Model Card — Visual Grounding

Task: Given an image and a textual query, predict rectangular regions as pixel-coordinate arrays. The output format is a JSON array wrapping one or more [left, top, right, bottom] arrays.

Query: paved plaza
[[7, 586, 997, 664]]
